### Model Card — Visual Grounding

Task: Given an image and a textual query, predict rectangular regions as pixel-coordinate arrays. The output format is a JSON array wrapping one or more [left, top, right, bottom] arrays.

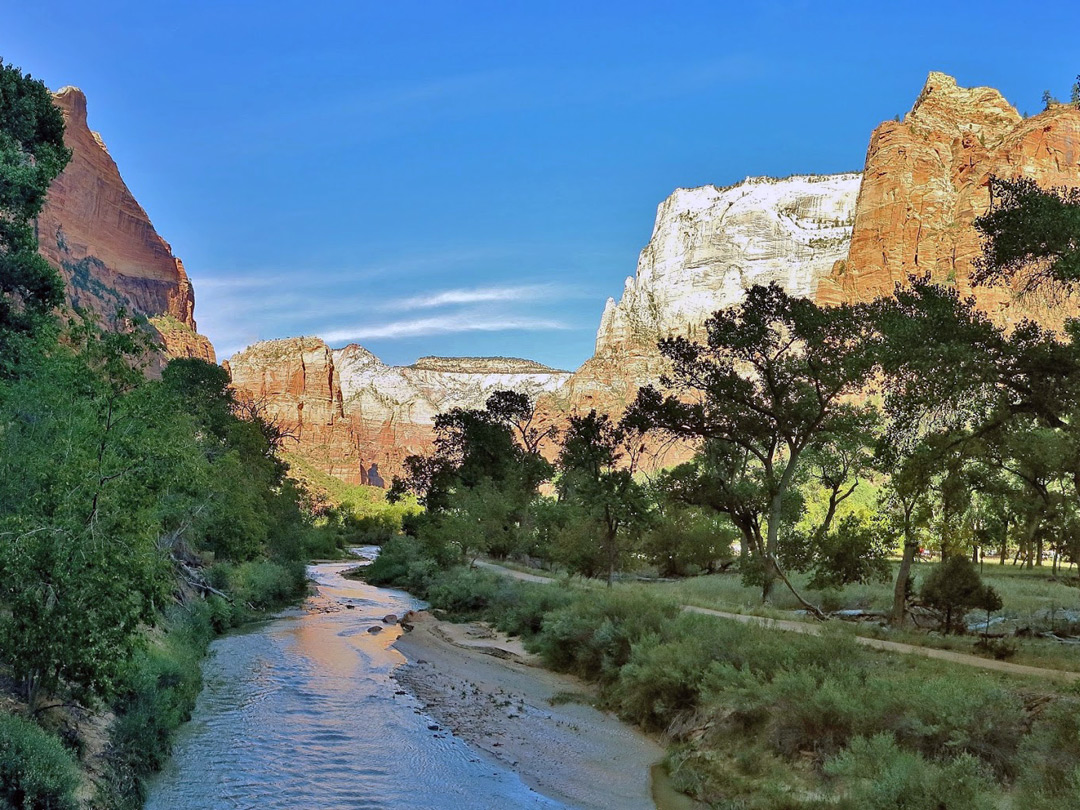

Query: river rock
[[367, 625, 382, 634], [382, 613, 398, 624]]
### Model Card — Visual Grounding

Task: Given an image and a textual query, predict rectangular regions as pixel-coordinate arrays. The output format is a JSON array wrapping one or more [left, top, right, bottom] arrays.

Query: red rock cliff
[[37, 87, 215, 361], [228, 339, 572, 485], [817, 72, 1080, 326]]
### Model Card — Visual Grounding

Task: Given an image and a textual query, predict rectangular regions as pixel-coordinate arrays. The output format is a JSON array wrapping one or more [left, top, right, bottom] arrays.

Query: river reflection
[[145, 553, 569, 809]]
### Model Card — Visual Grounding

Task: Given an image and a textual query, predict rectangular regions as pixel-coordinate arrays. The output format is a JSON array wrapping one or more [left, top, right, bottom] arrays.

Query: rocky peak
[[37, 86, 214, 361], [907, 72, 1021, 138], [817, 72, 1080, 328], [594, 172, 861, 357]]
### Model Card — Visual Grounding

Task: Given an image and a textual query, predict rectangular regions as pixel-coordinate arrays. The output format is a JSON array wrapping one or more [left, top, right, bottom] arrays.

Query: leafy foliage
[[0, 60, 71, 370], [974, 176, 1080, 290], [625, 283, 878, 607], [919, 556, 1002, 634]]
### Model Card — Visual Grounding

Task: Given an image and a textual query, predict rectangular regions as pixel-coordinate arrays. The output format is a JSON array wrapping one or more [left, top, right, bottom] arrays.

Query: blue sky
[[4, 1, 1078, 369]]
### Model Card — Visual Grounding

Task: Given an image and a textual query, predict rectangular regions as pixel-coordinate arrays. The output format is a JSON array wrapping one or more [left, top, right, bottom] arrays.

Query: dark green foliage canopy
[[974, 176, 1080, 291], [0, 61, 70, 365], [919, 556, 1001, 634]]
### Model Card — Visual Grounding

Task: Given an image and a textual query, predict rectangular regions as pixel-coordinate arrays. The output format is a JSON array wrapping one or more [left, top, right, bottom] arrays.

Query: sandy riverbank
[[391, 611, 683, 810]]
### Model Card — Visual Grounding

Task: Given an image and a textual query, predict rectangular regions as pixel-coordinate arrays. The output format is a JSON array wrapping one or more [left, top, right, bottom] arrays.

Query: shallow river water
[[145, 555, 569, 809]]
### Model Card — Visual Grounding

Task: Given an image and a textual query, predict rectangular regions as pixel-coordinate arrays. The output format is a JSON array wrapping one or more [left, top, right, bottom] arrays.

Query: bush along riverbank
[[0, 347, 325, 810], [364, 535, 1080, 810]]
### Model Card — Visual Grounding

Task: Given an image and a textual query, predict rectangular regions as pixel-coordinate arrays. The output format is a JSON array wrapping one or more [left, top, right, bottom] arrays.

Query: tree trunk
[[605, 520, 616, 588], [892, 538, 918, 628]]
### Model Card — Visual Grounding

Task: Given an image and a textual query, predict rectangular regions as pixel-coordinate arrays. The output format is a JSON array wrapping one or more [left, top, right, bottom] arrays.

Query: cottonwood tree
[[556, 410, 649, 585], [974, 176, 1080, 291], [625, 284, 878, 611], [389, 391, 553, 560]]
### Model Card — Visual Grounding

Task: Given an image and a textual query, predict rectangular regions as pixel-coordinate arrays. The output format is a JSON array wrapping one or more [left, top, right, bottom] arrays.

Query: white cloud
[[384, 284, 564, 311], [320, 314, 569, 343]]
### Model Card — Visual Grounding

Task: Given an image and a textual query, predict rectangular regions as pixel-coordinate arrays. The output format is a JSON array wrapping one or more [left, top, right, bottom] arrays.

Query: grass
[[482, 554, 1080, 673], [654, 559, 1080, 619]]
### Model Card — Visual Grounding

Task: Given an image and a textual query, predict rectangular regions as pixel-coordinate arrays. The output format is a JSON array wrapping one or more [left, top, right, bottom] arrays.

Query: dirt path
[[476, 560, 1080, 683]]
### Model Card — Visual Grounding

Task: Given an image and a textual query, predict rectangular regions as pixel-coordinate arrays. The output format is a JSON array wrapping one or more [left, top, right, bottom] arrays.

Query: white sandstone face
[[594, 173, 861, 356], [333, 345, 572, 426]]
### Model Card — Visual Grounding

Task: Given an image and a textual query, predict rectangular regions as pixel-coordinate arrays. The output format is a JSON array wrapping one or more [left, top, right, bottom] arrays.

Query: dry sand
[[392, 611, 668, 810]]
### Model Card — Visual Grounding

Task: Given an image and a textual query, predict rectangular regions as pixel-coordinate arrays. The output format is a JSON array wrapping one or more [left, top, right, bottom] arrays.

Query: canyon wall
[[38, 87, 214, 361], [568, 173, 861, 417], [227, 338, 571, 485], [817, 72, 1080, 326], [230, 72, 1080, 485]]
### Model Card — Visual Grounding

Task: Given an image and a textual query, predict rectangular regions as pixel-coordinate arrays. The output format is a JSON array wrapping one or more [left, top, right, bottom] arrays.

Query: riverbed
[[145, 558, 570, 809]]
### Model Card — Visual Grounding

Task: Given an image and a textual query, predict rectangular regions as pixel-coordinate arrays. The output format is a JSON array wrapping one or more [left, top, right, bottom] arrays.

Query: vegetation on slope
[[0, 61, 329, 809]]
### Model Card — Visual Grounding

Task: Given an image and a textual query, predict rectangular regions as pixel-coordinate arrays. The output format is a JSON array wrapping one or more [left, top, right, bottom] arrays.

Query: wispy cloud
[[320, 314, 569, 343], [384, 283, 565, 311]]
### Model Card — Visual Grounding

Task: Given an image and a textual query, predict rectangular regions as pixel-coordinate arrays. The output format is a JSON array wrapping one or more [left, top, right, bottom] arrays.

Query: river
[[145, 554, 570, 809]]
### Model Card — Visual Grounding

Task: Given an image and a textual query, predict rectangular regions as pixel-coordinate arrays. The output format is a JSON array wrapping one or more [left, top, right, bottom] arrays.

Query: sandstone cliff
[[817, 72, 1080, 326], [228, 338, 571, 484], [557, 174, 860, 423], [37, 87, 214, 361], [595, 174, 860, 358], [228, 73, 1080, 485]]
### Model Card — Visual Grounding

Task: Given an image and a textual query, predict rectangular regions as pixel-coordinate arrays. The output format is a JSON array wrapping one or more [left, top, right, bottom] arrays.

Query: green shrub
[[611, 625, 721, 730], [1015, 700, 1080, 808], [210, 559, 306, 612], [0, 713, 80, 810], [485, 581, 574, 638], [826, 734, 996, 810], [109, 604, 210, 787], [425, 566, 502, 617], [363, 535, 442, 593], [530, 589, 680, 682]]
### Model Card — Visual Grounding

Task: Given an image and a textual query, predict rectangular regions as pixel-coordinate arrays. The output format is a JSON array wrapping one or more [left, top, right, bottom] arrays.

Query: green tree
[[974, 176, 1080, 290], [557, 410, 649, 585], [625, 283, 878, 610], [0, 336, 177, 706], [0, 60, 70, 372], [389, 392, 553, 561], [919, 555, 1002, 634]]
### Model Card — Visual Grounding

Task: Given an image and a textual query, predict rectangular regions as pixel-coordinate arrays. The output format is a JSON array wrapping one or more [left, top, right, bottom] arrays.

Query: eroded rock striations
[[571, 174, 861, 418], [595, 174, 861, 358], [817, 72, 1080, 326], [227, 339, 571, 484], [37, 87, 214, 361]]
